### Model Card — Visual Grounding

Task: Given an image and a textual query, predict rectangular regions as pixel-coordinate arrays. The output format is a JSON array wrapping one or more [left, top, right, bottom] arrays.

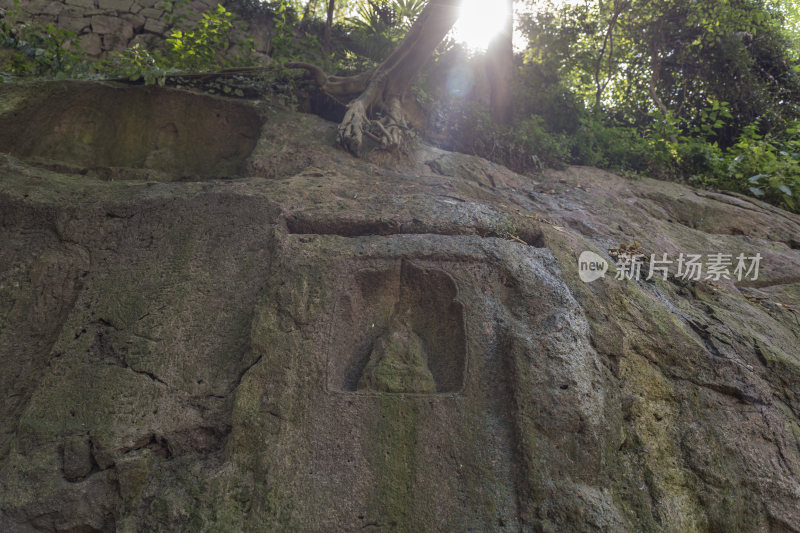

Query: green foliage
[[262, 0, 423, 74], [0, 2, 87, 78], [571, 115, 669, 173], [339, 0, 424, 63], [335, 49, 380, 74], [521, 0, 800, 139], [693, 100, 734, 141], [1, 0, 798, 214], [269, 0, 330, 65], [509, 0, 800, 209], [392, 0, 426, 29], [1, 1, 256, 83], [714, 121, 800, 211], [158, 0, 193, 27], [342, 2, 404, 61], [166, 4, 255, 71], [347, 0, 423, 34], [103, 44, 168, 86], [429, 97, 569, 173]]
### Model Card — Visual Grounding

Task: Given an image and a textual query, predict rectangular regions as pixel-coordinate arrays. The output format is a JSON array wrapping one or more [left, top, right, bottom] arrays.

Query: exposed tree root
[[286, 0, 459, 156]]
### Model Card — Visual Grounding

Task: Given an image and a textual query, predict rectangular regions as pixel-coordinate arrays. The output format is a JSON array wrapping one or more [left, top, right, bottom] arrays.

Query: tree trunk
[[593, 0, 626, 109], [289, 0, 460, 155], [324, 0, 335, 54], [648, 41, 678, 144], [487, 0, 513, 124]]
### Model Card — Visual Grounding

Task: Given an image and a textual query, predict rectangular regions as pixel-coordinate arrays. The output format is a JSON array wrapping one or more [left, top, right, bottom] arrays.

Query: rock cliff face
[[1, 80, 799, 532]]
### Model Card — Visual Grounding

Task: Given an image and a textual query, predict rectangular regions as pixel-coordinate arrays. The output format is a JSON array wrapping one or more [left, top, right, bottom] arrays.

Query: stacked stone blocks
[[0, 0, 264, 58]]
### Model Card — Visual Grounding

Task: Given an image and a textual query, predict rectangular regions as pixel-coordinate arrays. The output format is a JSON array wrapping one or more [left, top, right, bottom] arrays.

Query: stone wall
[[0, 0, 271, 58]]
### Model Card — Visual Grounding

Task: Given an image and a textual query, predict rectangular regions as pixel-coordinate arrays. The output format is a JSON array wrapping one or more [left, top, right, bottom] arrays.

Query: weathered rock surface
[[0, 80, 799, 532]]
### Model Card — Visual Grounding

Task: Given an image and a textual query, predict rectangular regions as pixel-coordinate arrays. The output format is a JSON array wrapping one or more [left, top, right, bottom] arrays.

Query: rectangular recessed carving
[[327, 260, 466, 394]]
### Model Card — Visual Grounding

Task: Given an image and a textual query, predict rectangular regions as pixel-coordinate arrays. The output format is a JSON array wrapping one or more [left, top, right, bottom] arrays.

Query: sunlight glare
[[453, 0, 511, 51]]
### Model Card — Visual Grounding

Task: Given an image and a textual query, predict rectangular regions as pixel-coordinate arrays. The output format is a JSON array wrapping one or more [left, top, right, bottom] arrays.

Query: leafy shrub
[[428, 98, 569, 172], [512, 63, 585, 135], [102, 44, 169, 86], [2, 1, 256, 83], [0, 2, 87, 78], [675, 138, 725, 178], [718, 122, 800, 211], [571, 116, 670, 173], [167, 4, 239, 71], [268, 0, 330, 64]]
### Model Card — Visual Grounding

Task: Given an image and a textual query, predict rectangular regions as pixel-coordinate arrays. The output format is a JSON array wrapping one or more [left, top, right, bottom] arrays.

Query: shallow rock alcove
[[0, 81, 262, 179], [327, 260, 466, 393]]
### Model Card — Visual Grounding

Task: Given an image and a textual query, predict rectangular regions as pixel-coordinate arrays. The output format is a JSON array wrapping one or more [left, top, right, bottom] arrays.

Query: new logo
[[578, 251, 609, 283]]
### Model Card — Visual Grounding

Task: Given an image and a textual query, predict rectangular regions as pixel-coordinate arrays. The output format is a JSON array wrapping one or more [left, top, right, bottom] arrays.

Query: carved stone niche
[[327, 260, 466, 394]]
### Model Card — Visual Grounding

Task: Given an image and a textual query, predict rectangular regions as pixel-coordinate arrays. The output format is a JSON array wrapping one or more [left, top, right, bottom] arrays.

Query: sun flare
[[452, 0, 512, 51]]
